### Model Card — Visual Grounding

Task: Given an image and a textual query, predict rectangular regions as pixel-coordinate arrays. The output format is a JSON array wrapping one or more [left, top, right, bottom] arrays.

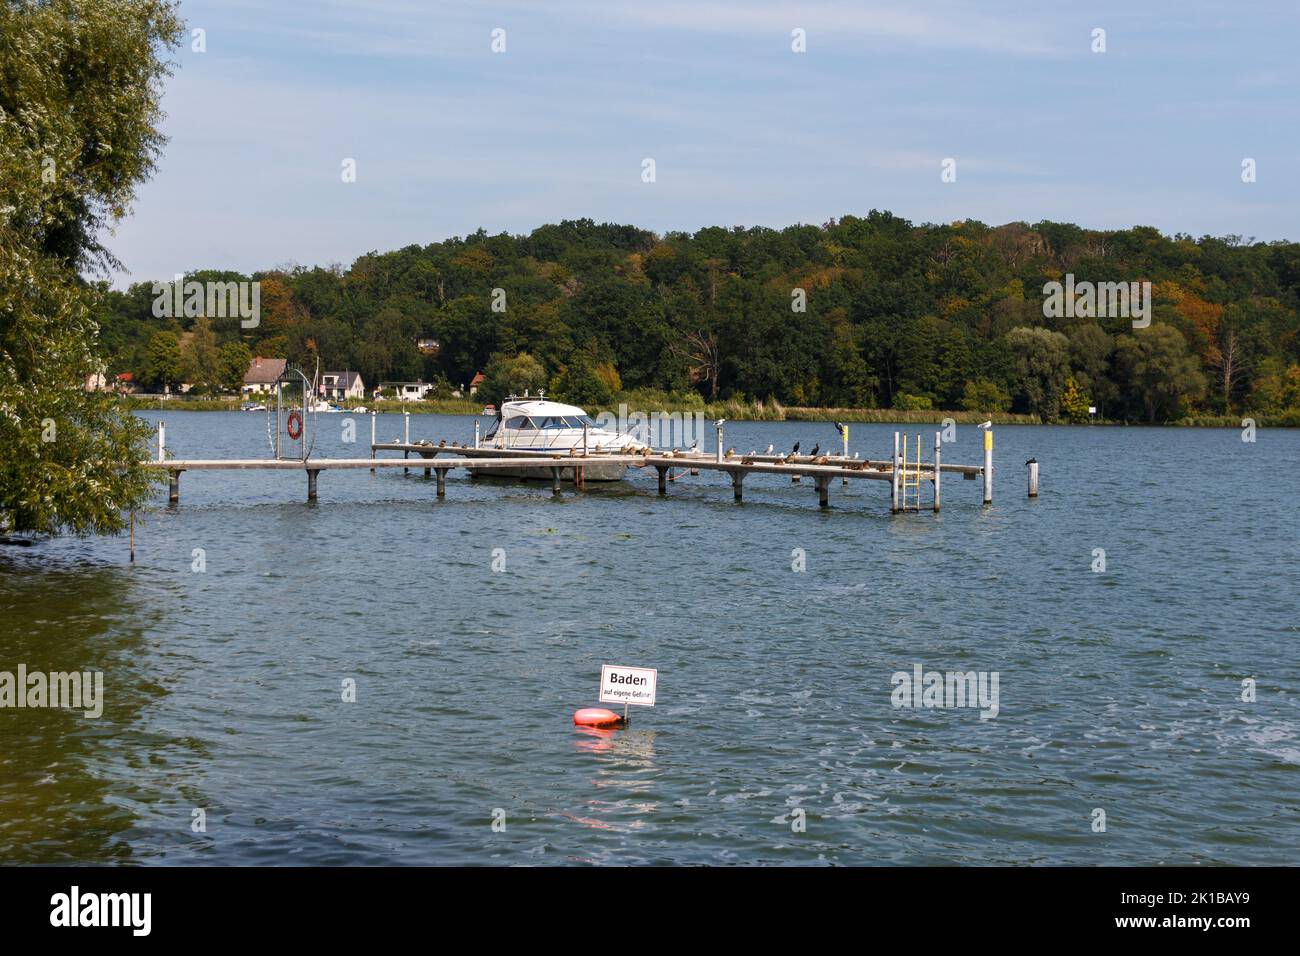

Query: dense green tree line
[[97, 213, 1300, 423]]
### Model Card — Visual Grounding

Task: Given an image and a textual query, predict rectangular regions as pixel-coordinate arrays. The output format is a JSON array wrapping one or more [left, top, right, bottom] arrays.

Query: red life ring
[[286, 410, 303, 440]]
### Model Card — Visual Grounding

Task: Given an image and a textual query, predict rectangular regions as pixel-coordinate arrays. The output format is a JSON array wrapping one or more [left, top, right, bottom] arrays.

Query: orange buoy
[[573, 707, 623, 728]]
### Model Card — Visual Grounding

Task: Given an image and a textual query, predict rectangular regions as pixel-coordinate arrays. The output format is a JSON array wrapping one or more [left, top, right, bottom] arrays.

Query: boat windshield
[[504, 415, 536, 430], [568, 414, 597, 427]]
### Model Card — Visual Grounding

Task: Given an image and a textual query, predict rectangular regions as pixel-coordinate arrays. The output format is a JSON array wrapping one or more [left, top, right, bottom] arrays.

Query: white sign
[[599, 664, 657, 707]]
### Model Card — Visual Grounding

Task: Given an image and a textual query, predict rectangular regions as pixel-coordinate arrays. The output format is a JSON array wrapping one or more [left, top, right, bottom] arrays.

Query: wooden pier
[[143, 419, 1016, 513]]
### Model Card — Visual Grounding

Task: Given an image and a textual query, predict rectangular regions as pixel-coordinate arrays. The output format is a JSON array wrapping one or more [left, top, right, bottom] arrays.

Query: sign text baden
[[599, 665, 657, 707]]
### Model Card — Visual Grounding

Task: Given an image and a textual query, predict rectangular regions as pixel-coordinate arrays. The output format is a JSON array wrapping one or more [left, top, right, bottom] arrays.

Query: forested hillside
[[94, 212, 1300, 423]]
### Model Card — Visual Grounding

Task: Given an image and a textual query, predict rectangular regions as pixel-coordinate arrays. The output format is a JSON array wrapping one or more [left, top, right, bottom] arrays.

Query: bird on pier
[[764, 444, 774, 455], [724, 447, 735, 458], [1025, 457, 1037, 465], [977, 421, 992, 430], [834, 420, 847, 434], [791, 441, 801, 456], [809, 443, 820, 457]]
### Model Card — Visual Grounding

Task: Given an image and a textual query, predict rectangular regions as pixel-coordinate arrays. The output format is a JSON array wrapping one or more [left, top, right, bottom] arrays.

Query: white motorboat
[[475, 394, 649, 481]]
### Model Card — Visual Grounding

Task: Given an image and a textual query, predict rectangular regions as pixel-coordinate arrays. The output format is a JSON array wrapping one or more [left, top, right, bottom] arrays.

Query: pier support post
[[1027, 459, 1038, 498], [731, 471, 744, 502], [307, 469, 319, 501], [656, 465, 668, 494], [933, 432, 941, 513], [842, 424, 849, 486], [370, 411, 376, 472], [403, 410, 410, 445], [168, 469, 179, 503], [815, 475, 830, 509], [404, 449, 409, 475], [551, 467, 563, 495], [891, 432, 900, 513], [983, 428, 993, 505], [435, 468, 447, 497], [157, 420, 166, 462], [423, 453, 431, 479], [715, 422, 724, 463], [474, 418, 480, 449]]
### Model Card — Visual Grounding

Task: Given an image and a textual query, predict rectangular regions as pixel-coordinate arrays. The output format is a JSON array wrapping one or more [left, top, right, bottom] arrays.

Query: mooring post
[[891, 431, 900, 513], [582, 424, 589, 457], [307, 468, 319, 501], [932, 432, 942, 513], [842, 424, 849, 486], [474, 418, 480, 449], [982, 427, 993, 505], [656, 465, 668, 494], [731, 470, 744, 502], [424, 455, 431, 479], [168, 469, 179, 503], [157, 420, 165, 461], [435, 467, 447, 497], [715, 422, 723, 463], [1027, 458, 1038, 498], [551, 467, 563, 495], [403, 410, 410, 445], [370, 411, 377, 472], [404, 449, 409, 475], [816, 475, 830, 509]]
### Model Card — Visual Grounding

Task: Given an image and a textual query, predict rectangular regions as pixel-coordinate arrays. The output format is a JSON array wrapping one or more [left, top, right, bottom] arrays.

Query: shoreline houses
[[242, 356, 286, 395], [321, 371, 365, 402]]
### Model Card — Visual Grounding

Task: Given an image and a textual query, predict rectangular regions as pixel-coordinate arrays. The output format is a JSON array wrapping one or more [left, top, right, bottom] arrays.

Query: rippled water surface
[[1, 412, 1297, 865]]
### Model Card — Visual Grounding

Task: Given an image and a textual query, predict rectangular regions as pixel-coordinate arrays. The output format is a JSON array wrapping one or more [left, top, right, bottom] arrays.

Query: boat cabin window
[[568, 414, 597, 427], [538, 416, 572, 429], [504, 415, 536, 430]]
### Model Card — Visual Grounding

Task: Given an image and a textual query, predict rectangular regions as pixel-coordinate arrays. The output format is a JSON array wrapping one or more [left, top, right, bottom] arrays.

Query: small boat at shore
[[475, 394, 648, 481]]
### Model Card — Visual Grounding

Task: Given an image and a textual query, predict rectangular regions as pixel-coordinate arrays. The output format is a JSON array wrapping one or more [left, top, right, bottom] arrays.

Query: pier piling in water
[[168, 469, 180, 503], [435, 467, 447, 497], [933, 433, 941, 513], [731, 471, 744, 502], [1027, 459, 1038, 498], [307, 468, 319, 501], [983, 428, 993, 505]]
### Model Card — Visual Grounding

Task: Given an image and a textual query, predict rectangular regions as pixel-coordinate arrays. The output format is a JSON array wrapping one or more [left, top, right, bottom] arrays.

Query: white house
[[381, 381, 434, 401], [321, 370, 366, 401], [243, 357, 287, 395]]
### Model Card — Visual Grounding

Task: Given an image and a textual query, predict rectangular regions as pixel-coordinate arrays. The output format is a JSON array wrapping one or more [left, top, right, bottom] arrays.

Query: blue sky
[[106, 0, 1300, 287]]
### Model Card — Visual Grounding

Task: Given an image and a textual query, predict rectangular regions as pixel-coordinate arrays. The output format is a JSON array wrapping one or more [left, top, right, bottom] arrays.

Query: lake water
[[1, 411, 1297, 865]]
